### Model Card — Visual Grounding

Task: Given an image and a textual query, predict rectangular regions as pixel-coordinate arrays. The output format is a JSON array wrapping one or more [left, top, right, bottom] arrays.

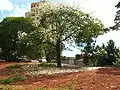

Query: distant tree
[[83, 40, 120, 66], [82, 41, 96, 66], [104, 40, 120, 65], [0, 17, 35, 61], [82, 1, 120, 66], [114, 1, 120, 30]]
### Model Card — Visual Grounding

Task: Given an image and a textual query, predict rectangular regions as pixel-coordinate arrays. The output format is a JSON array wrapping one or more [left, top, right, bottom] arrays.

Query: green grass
[[0, 75, 27, 84], [33, 85, 74, 90], [0, 84, 74, 90], [6, 64, 22, 69], [12, 75, 27, 81], [38, 62, 56, 68], [0, 78, 13, 84]]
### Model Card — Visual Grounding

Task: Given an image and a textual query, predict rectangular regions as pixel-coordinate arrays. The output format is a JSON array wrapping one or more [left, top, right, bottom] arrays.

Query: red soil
[[0, 62, 120, 90]]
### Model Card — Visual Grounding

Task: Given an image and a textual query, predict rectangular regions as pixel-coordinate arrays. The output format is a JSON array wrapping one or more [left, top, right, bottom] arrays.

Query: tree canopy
[[0, 17, 35, 61], [34, 3, 104, 67], [113, 1, 120, 30], [0, 3, 105, 67], [83, 40, 120, 66]]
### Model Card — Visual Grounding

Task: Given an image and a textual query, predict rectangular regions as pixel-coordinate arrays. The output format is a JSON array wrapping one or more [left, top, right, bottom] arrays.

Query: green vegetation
[[0, 84, 74, 90], [0, 3, 104, 67], [0, 75, 27, 84], [83, 40, 120, 66], [0, 78, 13, 84], [114, 1, 120, 30], [81, 1, 120, 67], [38, 62, 56, 68], [11, 75, 27, 81], [6, 64, 22, 69], [3, 1, 120, 67], [0, 17, 35, 62], [33, 3, 104, 67]]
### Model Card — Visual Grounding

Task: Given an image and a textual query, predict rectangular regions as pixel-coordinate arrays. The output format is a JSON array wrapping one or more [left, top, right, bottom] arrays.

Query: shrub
[[113, 55, 120, 67]]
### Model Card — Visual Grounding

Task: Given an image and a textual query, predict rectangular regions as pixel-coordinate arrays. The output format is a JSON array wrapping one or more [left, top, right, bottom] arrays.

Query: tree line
[[82, 1, 120, 67], [2, 2, 119, 67]]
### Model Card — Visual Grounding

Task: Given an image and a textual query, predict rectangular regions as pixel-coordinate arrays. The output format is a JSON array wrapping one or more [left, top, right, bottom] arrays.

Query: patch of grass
[[0, 86, 10, 90], [0, 85, 74, 90], [11, 75, 27, 81], [0, 78, 13, 84], [0, 85, 23, 90], [0, 75, 27, 85], [36, 85, 74, 90], [6, 64, 22, 69], [38, 62, 56, 68]]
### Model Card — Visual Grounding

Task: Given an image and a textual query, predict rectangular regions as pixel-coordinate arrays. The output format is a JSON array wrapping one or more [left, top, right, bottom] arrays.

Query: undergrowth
[[6, 64, 22, 69], [0, 75, 27, 84]]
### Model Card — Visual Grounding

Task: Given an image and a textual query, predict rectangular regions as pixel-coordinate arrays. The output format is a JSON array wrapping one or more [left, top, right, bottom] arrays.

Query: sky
[[0, 0, 120, 57]]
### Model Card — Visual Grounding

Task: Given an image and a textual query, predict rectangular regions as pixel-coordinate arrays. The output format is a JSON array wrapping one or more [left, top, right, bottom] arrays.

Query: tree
[[82, 41, 97, 66], [42, 41, 64, 63], [83, 40, 120, 66], [82, 1, 120, 66], [114, 1, 120, 30], [42, 43, 56, 62], [0, 17, 35, 61], [22, 28, 44, 60], [104, 40, 120, 65], [36, 4, 104, 67]]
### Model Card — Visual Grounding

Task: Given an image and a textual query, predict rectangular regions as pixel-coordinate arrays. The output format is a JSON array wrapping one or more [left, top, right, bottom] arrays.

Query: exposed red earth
[[0, 62, 120, 90]]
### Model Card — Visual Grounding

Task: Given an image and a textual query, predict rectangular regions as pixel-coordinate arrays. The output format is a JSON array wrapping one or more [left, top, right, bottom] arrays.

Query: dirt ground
[[0, 62, 120, 90]]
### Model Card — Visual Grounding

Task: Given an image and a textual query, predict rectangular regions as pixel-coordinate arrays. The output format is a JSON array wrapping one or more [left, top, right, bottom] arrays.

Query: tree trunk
[[46, 54, 51, 63], [56, 40, 61, 67]]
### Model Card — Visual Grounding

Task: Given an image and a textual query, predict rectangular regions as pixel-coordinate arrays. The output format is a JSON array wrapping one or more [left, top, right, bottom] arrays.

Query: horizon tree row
[[0, 2, 105, 67]]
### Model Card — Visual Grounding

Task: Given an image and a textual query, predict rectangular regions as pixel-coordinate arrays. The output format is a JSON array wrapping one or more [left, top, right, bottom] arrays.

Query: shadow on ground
[[96, 67, 120, 75]]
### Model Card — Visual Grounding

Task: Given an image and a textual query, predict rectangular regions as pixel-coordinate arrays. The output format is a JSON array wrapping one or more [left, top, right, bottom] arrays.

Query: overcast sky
[[0, 0, 120, 57]]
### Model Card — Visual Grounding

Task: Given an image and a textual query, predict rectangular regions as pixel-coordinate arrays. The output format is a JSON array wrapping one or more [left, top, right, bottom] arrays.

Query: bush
[[113, 55, 120, 67]]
